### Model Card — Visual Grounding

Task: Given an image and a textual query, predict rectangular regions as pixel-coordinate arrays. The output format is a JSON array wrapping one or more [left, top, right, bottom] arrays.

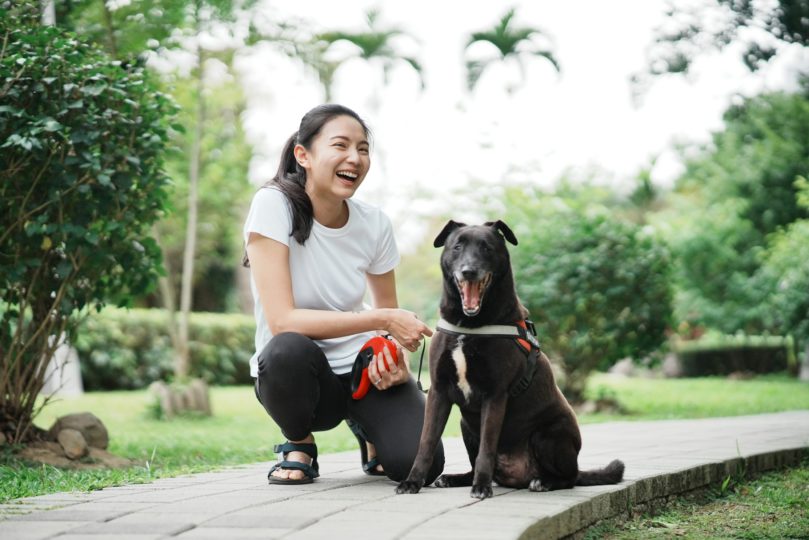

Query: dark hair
[[243, 104, 370, 267]]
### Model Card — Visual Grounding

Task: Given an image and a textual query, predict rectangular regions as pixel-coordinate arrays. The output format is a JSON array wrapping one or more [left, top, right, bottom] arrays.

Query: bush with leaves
[[758, 177, 809, 363], [502, 188, 673, 401], [0, 8, 175, 443], [656, 89, 809, 334], [74, 308, 254, 390]]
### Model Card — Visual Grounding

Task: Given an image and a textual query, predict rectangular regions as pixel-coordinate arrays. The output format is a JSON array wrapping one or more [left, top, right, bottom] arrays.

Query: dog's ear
[[434, 220, 465, 247], [485, 220, 518, 246]]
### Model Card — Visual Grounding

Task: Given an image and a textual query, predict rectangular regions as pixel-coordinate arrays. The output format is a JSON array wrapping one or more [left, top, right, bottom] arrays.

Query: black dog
[[396, 220, 624, 499]]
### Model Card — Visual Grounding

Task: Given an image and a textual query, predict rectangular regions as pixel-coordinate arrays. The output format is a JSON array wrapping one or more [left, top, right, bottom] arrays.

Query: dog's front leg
[[395, 388, 452, 494], [470, 395, 508, 499]]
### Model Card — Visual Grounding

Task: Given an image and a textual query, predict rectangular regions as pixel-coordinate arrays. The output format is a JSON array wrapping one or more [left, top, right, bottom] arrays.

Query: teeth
[[337, 171, 358, 179]]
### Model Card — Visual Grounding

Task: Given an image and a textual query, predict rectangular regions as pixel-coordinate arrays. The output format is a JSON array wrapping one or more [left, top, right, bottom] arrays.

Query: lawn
[[1, 373, 808, 503], [584, 457, 809, 539]]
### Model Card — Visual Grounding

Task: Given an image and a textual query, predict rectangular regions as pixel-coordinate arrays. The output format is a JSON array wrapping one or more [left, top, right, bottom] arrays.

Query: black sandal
[[346, 419, 385, 476], [267, 442, 320, 485]]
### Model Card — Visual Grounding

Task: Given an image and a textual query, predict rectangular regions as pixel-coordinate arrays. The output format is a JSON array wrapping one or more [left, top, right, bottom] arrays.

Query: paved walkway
[[1, 411, 807, 540]]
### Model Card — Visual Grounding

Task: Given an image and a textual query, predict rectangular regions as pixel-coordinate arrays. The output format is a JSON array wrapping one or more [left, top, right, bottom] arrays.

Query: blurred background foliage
[[3, 0, 809, 407]]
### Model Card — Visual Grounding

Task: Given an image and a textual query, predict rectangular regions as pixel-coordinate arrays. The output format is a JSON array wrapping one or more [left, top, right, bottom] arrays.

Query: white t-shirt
[[243, 187, 400, 377]]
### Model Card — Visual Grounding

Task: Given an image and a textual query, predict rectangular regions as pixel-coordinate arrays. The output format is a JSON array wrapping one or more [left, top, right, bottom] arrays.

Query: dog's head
[[434, 220, 518, 318]]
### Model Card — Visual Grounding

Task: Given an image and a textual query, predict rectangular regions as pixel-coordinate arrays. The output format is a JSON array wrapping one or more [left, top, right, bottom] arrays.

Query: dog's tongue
[[462, 281, 481, 311]]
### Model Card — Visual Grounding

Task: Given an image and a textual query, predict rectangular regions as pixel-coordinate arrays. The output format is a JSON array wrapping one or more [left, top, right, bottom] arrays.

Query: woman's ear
[[293, 144, 308, 168]]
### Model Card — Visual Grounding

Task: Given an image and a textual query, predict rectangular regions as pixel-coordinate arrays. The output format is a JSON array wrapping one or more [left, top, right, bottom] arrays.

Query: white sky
[[230, 0, 807, 250]]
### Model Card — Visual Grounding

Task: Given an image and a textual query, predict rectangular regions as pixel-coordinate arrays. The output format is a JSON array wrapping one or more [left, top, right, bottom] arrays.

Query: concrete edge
[[517, 446, 809, 540]]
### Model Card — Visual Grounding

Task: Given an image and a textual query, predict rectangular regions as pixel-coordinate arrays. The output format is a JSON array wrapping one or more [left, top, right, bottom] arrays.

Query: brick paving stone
[[0, 520, 84, 539], [66, 519, 196, 536], [175, 526, 291, 539], [9, 508, 130, 522], [57, 535, 163, 540]]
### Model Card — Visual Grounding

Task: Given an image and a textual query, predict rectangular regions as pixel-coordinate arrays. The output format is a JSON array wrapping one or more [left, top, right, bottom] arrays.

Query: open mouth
[[455, 273, 491, 316], [336, 170, 359, 183]]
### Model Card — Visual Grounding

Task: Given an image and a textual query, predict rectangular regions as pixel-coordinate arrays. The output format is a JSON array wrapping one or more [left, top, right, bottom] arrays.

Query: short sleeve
[[368, 211, 400, 275], [243, 187, 292, 246]]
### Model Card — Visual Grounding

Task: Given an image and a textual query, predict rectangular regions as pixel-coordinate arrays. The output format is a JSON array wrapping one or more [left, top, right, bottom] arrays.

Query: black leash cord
[[415, 340, 427, 393]]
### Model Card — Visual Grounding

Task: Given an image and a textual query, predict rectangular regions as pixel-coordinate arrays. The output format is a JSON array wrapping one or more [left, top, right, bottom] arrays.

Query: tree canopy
[[0, 6, 175, 442]]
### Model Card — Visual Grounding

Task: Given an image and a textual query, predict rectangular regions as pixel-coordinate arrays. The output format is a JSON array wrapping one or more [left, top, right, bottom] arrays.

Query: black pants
[[255, 332, 444, 484]]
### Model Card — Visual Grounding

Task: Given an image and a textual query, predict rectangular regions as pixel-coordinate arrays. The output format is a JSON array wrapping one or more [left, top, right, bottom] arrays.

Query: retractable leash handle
[[350, 335, 399, 400]]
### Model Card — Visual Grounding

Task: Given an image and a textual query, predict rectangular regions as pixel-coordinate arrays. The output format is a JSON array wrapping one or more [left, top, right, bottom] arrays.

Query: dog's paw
[[434, 472, 473, 488], [434, 475, 451, 488], [470, 484, 493, 499], [395, 480, 423, 494], [528, 478, 550, 492]]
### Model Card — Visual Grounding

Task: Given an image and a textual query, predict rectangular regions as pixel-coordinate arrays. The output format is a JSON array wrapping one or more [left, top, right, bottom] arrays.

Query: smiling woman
[[241, 104, 443, 486]]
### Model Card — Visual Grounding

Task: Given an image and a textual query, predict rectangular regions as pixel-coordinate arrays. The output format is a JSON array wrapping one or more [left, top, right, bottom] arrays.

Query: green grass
[[584, 458, 809, 539], [581, 373, 809, 423], [2, 373, 807, 504]]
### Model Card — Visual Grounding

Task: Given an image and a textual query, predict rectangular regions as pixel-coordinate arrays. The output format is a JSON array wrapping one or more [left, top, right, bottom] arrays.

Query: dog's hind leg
[[434, 422, 477, 488], [528, 430, 579, 491]]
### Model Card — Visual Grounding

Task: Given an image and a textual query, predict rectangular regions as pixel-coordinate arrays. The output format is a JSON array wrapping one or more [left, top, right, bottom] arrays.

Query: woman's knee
[[257, 332, 321, 378]]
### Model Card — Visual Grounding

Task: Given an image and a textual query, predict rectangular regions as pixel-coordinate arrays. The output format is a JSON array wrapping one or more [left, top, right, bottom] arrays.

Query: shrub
[[503, 188, 674, 401], [0, 7, 175, 442], [73, 308, 255, 390], [674, 334, 796, 376]]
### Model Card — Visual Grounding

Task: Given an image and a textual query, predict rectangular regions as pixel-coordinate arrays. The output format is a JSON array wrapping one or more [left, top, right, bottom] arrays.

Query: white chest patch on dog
[[452, 344, 473, 401]]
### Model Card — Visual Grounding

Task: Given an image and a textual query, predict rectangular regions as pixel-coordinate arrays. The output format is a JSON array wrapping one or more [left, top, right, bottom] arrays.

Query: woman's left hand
[[368, 343, 409, 391]]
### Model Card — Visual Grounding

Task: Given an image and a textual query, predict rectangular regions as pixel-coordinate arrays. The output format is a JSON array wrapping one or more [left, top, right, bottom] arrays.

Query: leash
[[416, 340, 427, 393]]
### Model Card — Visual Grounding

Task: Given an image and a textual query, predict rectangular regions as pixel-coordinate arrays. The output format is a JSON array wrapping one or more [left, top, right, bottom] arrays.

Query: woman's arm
[[246, 233, 431, 348], [366, 269, 433, 390]]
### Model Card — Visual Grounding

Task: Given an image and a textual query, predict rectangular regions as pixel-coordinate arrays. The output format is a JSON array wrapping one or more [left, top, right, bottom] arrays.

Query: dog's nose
[[461, 267, 477, 281]]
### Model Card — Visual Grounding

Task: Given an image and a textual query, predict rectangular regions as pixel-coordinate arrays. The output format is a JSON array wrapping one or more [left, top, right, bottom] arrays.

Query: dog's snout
[[460, 266, 477, 281]]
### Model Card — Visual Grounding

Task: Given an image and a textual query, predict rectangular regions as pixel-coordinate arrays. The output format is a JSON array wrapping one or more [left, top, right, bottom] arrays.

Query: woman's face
[[296, 115, 371, 203]]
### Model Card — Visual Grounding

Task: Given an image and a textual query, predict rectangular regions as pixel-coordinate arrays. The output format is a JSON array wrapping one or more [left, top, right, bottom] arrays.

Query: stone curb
[[519, 446, 807, 540]]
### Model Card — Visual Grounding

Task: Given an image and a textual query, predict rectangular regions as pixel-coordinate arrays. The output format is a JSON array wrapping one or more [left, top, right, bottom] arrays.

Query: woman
[[243, 104, 445, 485]]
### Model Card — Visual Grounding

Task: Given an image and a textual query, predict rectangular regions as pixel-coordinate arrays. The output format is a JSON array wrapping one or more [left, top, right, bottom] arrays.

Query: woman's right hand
[[383, 309, 433, 352]]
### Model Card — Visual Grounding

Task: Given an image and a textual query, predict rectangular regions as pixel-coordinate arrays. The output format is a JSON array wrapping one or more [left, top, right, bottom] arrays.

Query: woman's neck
[[310, 193, 349, 229]]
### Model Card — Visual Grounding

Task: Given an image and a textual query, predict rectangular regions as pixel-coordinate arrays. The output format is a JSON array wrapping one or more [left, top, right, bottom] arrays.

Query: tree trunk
[[41, 0, 55, 25], [152, 226, 182, 361], [176, 44, 206, 381], [100, 0, 119, 59]]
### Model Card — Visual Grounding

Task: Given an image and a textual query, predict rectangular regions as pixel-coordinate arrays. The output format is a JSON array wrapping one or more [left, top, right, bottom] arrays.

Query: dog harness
[[436, 318, 540, 397]]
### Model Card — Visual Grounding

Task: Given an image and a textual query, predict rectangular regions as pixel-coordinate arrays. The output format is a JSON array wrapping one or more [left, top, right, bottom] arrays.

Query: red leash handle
[[350, 336, 399, 400]]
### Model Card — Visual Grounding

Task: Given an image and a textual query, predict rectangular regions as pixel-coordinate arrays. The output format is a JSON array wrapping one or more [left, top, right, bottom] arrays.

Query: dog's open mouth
[[455, 273, 491, 316]]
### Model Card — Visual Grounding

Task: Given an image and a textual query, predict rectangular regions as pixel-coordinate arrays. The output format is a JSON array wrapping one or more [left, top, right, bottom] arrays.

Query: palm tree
[[313, 8, 424, 104], [465, 8, 559, 93]]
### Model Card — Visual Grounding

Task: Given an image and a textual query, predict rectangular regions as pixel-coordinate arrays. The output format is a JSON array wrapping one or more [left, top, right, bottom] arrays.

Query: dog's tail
[[575, 459, 625, 486]]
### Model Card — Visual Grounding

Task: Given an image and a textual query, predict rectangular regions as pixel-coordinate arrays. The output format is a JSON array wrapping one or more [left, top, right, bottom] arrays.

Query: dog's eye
[[453, 244, 462, 251]]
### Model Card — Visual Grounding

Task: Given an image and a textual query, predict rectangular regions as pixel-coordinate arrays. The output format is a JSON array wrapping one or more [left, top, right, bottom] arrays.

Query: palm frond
[[531, 49, 560, 73], [401, 57, 426, 90], [466, 58, 492, 91]]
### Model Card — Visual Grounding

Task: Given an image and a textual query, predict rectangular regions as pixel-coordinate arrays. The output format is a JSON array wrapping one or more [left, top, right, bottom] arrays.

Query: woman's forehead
[[320, 115, 368, 143]]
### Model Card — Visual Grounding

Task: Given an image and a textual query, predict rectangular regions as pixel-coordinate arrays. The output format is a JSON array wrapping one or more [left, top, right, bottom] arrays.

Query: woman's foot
[[270, 435, 315, 482]]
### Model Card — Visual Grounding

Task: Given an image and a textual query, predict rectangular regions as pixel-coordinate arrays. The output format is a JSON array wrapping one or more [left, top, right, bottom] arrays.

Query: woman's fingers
[[369, 347, 411, 391]]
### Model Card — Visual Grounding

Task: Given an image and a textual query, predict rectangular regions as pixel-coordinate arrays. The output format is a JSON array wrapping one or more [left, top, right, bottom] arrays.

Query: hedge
[[73, 308, 255, 390], [674, 334, 796, 377]]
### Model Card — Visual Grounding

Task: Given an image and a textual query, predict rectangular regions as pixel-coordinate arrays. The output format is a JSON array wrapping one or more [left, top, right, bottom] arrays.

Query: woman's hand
[[367, 343, 410, 391], [384, 309, 433, 352]]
